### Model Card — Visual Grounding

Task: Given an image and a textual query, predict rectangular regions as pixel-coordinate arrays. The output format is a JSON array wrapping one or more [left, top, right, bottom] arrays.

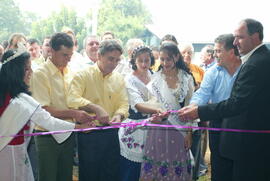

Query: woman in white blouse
[[118, 46, 166, 181]]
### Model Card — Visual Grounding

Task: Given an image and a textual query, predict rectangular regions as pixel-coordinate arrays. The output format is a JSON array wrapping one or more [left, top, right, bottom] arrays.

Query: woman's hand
[[184, 131, 192, 150]]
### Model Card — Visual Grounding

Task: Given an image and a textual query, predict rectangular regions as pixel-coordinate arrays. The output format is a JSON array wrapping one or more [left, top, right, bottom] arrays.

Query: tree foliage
[[30, 6, 87, 49], [0, 0, 29, 42], [98, 0, 151, 44], [1, 0, 152, 49]]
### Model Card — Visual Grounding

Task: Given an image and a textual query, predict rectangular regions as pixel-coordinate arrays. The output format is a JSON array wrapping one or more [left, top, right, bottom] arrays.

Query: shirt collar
[[47, 59, 69, 75], [241, 43, 264, 64], [93, 63, 113, 78]]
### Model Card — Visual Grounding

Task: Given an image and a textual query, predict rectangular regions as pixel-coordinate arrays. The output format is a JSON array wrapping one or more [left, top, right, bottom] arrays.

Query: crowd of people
[[0, 18, 269, 181]]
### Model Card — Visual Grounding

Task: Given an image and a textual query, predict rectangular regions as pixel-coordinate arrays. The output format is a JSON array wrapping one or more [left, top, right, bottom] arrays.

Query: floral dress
[[140, 70, 195, 181]]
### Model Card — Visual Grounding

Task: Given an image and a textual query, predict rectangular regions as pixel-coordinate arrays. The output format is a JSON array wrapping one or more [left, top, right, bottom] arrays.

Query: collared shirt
[[67, 64, 129, 122], [31, 59, 74, 131], [189, 63, 204, 85], [82, 52, 96, 65], [31, 56, 45, 72], [241, 43, 264, 64], [113, 58, 133, 77], [202, 60, 216, 72], [190, 64, 240, 105], [68, 51, 91, 73]]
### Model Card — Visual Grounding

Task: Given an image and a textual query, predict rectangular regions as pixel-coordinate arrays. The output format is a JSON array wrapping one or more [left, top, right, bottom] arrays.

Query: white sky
[[16, 0, 270, 42]]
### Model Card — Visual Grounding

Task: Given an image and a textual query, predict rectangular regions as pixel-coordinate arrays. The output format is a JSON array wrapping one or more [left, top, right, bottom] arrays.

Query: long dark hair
[[0, 49, 31, 106], [158, 42, 191, 75]]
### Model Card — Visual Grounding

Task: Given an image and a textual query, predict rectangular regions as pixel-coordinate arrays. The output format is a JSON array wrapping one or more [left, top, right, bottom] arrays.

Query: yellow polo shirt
[[67, 64, 129, 123], [31, 59, 74, 131]]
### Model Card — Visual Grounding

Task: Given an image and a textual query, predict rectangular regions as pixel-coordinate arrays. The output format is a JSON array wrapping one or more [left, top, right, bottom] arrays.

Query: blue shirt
[[190, 64, 240, 105], [201, 60, 216, 72]]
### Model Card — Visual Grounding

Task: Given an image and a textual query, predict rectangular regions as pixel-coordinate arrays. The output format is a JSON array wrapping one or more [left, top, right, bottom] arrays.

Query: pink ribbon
[[1, 110, 270, 138]]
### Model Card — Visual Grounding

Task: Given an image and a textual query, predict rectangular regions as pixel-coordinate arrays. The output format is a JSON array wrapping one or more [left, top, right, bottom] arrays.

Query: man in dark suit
[[179, 18, 270, 181]]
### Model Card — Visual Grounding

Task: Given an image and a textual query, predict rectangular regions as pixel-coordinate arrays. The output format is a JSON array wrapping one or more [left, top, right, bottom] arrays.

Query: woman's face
[[24, 59, 33, 85], [135, 52, 151, 72], [160, 51, 177, 71]]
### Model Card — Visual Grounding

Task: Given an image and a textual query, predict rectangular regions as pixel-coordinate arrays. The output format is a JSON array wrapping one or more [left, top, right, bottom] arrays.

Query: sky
[[16, 0, 270, 42]]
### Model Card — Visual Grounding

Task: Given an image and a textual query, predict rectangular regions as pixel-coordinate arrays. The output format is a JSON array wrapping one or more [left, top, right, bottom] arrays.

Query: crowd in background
[[1, 18, 269, 181]]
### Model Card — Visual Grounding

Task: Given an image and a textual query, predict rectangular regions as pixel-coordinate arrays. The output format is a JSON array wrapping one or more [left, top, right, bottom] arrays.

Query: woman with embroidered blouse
[[118, 46, 167, 181], [140, 42, 196, 181]]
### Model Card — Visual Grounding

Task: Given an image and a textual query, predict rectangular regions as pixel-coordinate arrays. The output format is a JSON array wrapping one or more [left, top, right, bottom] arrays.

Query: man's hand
[[109, 114, 122, 124], [75, 121, 96, 133], [178, 104, 199, 121], [73, 110, 95, 123], [95, 107, 110, 125]]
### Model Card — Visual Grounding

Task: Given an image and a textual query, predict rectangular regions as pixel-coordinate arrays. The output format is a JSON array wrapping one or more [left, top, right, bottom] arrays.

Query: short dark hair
[[27, 38, 40, 45], [98, 39, 123, 56], [49, 32, 74, 51], [214, 33, 239, 56], [0, 50, 31, 106], [159, 42, 191, 75], [130, 46, 155, 70], [243, 18, 264, 41]]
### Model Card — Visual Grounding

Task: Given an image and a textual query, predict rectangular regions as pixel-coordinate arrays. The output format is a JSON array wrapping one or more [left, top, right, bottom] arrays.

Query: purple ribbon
[[1, 110, 270, 138]]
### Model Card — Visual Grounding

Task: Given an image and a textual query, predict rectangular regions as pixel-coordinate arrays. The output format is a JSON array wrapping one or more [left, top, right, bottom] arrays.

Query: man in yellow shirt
[[67, 39, 129, 181], [31, 32, 93, 181]]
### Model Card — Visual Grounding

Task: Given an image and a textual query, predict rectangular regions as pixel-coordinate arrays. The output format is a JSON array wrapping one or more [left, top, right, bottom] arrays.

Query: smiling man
[[67, 39, 129, 181], [179, 19, 270, 181], [188, 34, 241, 181]]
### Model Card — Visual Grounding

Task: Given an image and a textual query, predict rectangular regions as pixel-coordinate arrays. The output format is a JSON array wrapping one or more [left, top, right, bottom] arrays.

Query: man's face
[[214, 43, 231, 68], [181, 46, 193, 64], [42, 38, 51, 59], [98, 50, 121, 76], [27, 42, 41, 60], [85, 37, 100, 57], [200, 49, 211, 65], [233, 22, 254, 56], [51, 45, 73, 68], [102, 34, 113, 41]]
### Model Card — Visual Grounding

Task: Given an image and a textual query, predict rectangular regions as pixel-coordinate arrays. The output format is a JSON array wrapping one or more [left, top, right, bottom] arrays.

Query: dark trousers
[[35, 132, 75, 181], [191, 130, 207, 180], [216, 152, 270, 181], [78, 129, 120, 181], [231, 156, 270, 181], [209, 131, 233, 181], [120, 156, 141, 181]]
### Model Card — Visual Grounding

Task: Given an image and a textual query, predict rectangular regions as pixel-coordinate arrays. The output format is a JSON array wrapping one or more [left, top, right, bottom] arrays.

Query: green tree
[[0, 0, 28, 42], [98, 0, 151, 45], [30, 6, 87, 50]]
